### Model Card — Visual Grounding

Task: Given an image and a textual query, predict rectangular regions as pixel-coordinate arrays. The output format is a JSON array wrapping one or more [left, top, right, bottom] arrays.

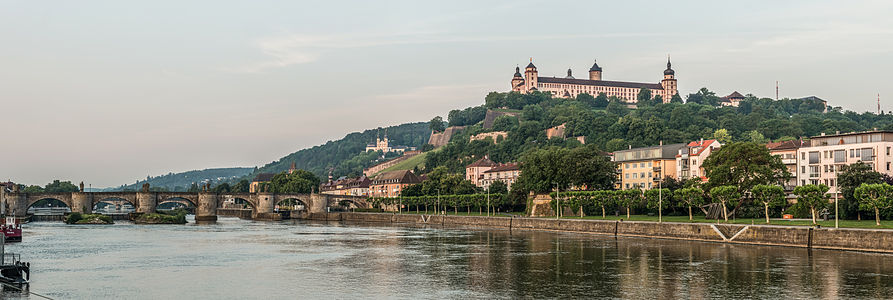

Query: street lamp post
[[486, 185, 490, 217], [658, 168, 663, 223], [834, 166, 839, 229], [554, 182, 560, 220]]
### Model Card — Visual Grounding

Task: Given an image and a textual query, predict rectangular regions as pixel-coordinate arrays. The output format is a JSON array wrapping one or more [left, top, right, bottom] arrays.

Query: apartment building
[[796, 130, 893, 194], [767, 140, 803, 191], [676, 139, 722, 181], [613, 143, 686, 190]]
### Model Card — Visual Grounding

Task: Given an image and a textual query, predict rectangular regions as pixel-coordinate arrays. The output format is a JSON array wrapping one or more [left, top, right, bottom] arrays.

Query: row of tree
[[370, 193, 508, 215]]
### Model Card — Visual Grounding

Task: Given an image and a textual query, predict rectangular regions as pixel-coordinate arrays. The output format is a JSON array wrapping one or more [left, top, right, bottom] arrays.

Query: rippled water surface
[[3, 217, 893, 299]]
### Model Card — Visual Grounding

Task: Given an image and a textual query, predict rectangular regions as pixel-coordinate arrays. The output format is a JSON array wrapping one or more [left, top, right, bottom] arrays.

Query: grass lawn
[[398, 210, 521, 217], [560, 214, 893, 229], [376, 151, 428, 175]]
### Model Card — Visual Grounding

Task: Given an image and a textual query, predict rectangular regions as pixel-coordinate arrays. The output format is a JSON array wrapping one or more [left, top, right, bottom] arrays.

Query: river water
[[4, 216, 893, 299]]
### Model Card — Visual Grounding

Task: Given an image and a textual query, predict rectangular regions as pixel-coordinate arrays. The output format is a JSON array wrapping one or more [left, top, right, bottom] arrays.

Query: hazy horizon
[[2, 0, 892, 187]]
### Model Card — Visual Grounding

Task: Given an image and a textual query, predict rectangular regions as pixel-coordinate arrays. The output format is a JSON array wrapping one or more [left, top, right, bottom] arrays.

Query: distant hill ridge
[[106, 167, 254, 191]]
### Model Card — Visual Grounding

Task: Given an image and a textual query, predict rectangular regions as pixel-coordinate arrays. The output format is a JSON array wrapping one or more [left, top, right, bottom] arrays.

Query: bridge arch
[[156, 197, 196, 212], [93, 197, 136, 213], [275, 197, 309, 211], [219, 195, 257, 211], [26, 194, 73, 210], [27, 197, 72, 215]]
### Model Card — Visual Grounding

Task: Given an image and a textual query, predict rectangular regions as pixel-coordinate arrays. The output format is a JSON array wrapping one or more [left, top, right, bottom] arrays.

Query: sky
[[2, 0, 892, 187]]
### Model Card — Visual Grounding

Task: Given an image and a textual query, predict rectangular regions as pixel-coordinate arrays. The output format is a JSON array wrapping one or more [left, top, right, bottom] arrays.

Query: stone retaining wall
[[306, 213, 893, 254]]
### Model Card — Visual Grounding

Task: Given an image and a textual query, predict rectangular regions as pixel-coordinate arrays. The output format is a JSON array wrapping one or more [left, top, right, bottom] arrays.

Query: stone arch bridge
[[0, 189, 368, 221]]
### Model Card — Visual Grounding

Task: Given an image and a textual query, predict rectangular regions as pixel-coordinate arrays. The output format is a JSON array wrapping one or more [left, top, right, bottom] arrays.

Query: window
[[834, 150, 846, 163], [888, 162, 891, 171], [625, 184, 630, 189], [801, 166, 806, 174], [861, 148, 874, 161], [888, 147, 891, 156], [640, 163, 645, 168], [802, 152, 806, 160], [625, 164, 629, 169], [809, 152, 820, 164], [632, 173, 637, 179], [648, 162, 652, 167], [641, 172, 646, 178]]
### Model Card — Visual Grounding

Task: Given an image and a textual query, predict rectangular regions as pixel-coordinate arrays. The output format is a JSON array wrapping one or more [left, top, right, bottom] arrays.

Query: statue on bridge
[[79, 182, 85, 192], [141, 183, 150, 192]]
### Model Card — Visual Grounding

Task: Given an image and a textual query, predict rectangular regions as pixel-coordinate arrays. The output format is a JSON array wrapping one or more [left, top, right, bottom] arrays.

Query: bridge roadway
[[0, 189, 368, 221]]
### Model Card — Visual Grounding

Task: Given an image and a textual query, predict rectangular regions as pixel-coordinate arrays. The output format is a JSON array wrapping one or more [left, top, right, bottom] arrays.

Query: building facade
[[249, 173, 275, 193], [465, 157, 497, 187], [365, 131, 414, 153], [795, 131, 893, 195], [767, 140, 803, 191], [613, 143, 686, 190], [719, 91, 746, 107], [676, 139, 722, 181], [320, 176, 371, 196], [479, 163, 521, 190], [369, 170, 422, 198], [511, 58, 678, 103]]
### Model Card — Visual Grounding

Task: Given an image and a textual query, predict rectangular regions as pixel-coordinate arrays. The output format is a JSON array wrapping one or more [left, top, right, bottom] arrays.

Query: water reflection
[[3, 218, 891, 299]]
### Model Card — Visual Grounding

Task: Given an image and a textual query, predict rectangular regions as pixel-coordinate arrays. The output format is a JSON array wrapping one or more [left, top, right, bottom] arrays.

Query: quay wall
[[311, 213, 893, 254], [218, 208, 253, 219]]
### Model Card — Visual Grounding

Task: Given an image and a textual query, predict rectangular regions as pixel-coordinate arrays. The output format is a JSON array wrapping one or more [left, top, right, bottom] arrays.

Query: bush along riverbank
[[64, 213, 114, 225], [131, 209, 188, 224]]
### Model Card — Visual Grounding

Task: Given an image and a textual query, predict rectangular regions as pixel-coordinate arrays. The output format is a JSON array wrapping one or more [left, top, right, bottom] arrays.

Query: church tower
[[511, 66, 524, 92], [589, 59, 602, 80], [660, 57, 677, 102], [524, 58, 538, 92]]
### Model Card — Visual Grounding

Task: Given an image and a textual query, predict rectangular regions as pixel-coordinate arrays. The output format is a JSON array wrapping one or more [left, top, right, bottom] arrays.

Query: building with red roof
[[675, 139, 722, 180]]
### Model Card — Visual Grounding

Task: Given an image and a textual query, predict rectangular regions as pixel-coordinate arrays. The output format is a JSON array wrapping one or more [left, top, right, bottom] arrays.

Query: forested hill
[[107, 167, 254, 192], [420, 89, 893, 175], [249, 122, 431, 180]]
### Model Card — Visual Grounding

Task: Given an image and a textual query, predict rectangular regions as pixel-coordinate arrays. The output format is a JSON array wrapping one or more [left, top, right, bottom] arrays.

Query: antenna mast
[[879, 93, 882, 115], [776, 81, 779, 100]]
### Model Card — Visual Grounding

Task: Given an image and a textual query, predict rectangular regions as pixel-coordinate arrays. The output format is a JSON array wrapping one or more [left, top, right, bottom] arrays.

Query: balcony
[[781, 158, 797, 165], [809, 173, 820, 178]]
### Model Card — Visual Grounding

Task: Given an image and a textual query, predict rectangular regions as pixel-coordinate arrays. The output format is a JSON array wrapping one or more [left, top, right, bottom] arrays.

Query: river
[[3, 216, 893, 299]]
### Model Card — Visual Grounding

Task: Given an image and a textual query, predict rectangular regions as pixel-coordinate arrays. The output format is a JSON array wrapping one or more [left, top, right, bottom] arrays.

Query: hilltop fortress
[[511, 58, 677, 103]]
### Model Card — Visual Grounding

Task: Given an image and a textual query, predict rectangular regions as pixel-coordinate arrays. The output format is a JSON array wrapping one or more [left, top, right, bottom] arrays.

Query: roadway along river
[[4, 216, 893, 299]]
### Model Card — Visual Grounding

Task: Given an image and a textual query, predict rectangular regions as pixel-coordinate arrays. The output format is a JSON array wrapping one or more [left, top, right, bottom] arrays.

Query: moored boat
[[1, 217, 22, 243]]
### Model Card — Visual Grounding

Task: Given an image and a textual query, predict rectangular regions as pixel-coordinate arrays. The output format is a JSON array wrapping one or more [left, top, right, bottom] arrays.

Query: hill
[[106, 167, 254, 191], [249, 122, 431, 180]]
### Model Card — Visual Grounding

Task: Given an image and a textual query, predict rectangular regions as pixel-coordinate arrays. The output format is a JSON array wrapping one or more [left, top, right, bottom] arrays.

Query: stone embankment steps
[[304, 212, 893, 254]]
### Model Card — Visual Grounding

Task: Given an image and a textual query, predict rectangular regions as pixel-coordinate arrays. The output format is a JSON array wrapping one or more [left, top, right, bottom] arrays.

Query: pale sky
[[2, 0, 892, 187]]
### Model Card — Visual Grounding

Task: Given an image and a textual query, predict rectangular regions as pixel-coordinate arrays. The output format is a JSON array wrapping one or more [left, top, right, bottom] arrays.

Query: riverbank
[[306, 212, 893, 254]]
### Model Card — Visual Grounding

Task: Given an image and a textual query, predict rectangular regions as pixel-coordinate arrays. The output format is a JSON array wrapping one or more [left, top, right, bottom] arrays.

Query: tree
[[212, 183, 232, 193], [854, 183, 893, 226], [709, 185, 740, 222], [592, 190, 613, 218], [702, 142, 790, 194], [652, 95, 664, 105], [269, 169, 320, 194], [492, 115, 519, 132], [488, 180, 508, 195], [674, 187, 706, 220], [636, 88, 653, 105], [616, 190, 642, 219], [744, 130, 769, 144], [712, 128, 732, 144], [594, 93, 609, 108], [44, 180, 79, 193], [670, 93, 683, 103], [793, 184, 830, 224], [232, 179, 250, 193], [751, 184, 786, 224], [838, 162, 884, 219], [429, 116, 446, 132], [645, 188, 671, 216], [23, 185, 44, 194]]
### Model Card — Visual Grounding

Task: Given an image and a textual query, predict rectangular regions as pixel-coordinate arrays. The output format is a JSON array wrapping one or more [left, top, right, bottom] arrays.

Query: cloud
[[228, 31, 679, 73]]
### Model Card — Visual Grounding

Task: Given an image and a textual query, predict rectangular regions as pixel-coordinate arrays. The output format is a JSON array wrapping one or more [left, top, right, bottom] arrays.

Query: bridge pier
[[196, 193, 218, 222], [136, 192, 156, 214], [1, 191, 27, 217], [71, 192, 93, 214], [309, 193, 328, 214]]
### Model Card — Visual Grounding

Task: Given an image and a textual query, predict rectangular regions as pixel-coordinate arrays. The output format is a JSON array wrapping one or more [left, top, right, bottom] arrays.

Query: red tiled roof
[[684, 139, 718, 157], [766, 140, 803, 150], [467, 157, 497, 168], [483, 163, 520, 173]]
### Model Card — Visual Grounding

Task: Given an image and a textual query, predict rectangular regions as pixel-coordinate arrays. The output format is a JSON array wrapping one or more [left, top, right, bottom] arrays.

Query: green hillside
[[249, 122, 431, 180], [108, 167, 254, 192]]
